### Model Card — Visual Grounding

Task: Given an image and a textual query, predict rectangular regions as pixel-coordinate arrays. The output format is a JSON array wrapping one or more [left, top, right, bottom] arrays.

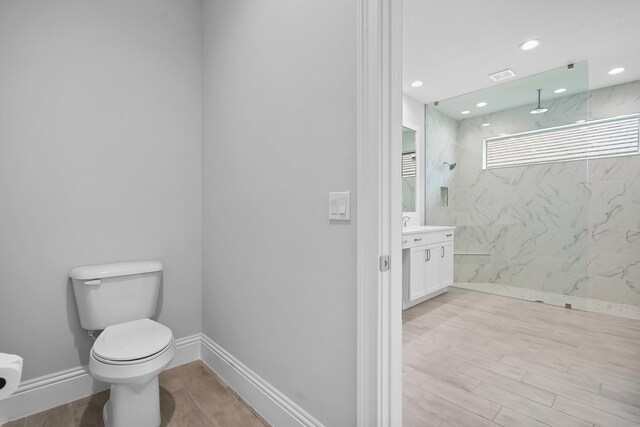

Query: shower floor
[[403, 287, 640, 427]]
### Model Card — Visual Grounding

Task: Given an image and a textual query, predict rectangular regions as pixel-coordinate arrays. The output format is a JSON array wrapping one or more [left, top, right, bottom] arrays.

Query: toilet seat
[[92, 339, 174, 365], [92, 319, 173, 364]]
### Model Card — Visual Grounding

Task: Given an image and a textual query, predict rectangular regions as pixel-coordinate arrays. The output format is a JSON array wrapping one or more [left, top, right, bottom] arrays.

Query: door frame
[[356, 0, 403, 425]]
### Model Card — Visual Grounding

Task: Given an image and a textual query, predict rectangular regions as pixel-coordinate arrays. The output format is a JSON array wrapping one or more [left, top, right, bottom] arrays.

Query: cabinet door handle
[[446, 234, 452, 237], [414, 237, 422, 242], [402, 240, 407, 244], [426, 249, 430, 261], [441, 246, 445, 257]]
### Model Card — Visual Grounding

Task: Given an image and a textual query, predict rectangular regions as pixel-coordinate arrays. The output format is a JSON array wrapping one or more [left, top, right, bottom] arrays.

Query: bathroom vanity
[[402, 226, 454, 309]]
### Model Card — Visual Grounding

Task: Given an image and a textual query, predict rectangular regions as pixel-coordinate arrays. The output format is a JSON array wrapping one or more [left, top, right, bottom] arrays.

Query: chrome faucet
[[402, 215, 411, 227]]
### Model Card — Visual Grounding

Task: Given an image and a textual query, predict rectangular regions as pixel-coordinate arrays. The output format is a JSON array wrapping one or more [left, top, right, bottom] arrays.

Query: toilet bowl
[[89, 319, 175, 427]]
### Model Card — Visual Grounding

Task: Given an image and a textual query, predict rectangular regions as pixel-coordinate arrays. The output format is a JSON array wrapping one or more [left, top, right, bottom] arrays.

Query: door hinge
[[379, 255, 390, 272]]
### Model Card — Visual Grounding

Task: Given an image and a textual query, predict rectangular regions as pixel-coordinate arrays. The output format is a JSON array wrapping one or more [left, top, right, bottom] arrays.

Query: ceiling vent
[[488, 69, 516, 82]]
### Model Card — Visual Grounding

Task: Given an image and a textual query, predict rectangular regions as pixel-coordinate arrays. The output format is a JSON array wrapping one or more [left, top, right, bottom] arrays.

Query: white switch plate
[[329, 191, 351, 220]]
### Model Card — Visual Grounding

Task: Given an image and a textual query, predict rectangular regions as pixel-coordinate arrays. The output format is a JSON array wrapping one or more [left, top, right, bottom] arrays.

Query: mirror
[[402, 126, 417, 213]]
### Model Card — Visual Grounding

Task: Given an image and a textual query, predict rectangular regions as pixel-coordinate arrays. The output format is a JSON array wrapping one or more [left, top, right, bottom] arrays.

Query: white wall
[[0, 0, 203, 380], [403, 95, 425, 131], [202, 1, 357, 425]]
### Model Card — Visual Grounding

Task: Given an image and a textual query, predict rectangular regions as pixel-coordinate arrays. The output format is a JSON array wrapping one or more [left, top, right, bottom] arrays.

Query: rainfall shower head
[[444, 161, 456, 170], [530, 89, 549, 114]]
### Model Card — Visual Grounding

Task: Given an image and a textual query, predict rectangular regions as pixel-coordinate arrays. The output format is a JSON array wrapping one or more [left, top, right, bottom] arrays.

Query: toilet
[[70, 261, 174, 427]]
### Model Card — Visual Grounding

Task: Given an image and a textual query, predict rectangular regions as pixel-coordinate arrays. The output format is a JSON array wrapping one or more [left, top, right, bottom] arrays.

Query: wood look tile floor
[[3, 360, 269, 427], [403, 287, 640, 427]]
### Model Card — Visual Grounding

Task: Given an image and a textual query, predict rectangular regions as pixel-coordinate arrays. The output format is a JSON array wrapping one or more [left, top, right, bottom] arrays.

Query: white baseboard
[[167, 334, 202, 369], [1, 334, 323, 427], [0, 334, 201, 424], [200, 334, 323, 427]]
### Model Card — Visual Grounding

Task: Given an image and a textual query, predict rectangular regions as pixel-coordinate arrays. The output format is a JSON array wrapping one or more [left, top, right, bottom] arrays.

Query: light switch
[[329, 191, 351, 221], [330, 198, 338, 214]]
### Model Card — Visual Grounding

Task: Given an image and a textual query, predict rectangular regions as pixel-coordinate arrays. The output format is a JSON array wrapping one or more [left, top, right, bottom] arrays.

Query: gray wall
[[202, 1, 357, 425], [0, 0, 203, 380], [427, 81, 640, 306]]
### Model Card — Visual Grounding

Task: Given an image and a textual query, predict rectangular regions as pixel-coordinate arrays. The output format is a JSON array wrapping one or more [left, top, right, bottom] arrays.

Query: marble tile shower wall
[[426, 80, 640, 306]]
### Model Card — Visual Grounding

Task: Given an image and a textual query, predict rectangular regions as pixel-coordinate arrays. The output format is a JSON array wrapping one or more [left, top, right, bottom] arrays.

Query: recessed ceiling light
[[482, 123, 491, 127], [608, 67, 625, 75], [476, 102, 487, 107], [554, 88, 567, 94], [576, 119, 586, 123], [411, 80, 424, 87], [519, 39, 540, 50], [461, 110, 470, 115]]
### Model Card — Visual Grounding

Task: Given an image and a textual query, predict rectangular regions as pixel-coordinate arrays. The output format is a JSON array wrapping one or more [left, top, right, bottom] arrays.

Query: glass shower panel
[[425, 62, 593, 305], [586, 79, 640, 309]]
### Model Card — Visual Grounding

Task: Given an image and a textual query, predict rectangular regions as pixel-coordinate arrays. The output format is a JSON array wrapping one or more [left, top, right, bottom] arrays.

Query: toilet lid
[[93, 319, 173, 361]]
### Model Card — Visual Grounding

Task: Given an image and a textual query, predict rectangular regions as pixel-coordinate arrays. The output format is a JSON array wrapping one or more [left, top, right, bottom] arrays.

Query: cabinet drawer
[[403, 232, 444, 249]]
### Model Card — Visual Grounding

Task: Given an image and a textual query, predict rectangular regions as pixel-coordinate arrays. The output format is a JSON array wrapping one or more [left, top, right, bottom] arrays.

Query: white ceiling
[[403, 0, 640, 105]]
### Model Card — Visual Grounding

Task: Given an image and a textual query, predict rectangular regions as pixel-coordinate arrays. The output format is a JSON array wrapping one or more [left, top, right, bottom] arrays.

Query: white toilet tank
[[70, 261, 163, 331]]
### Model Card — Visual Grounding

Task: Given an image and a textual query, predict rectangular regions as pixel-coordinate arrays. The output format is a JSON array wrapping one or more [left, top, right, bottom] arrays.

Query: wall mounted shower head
[[444, 161, 456, 170]]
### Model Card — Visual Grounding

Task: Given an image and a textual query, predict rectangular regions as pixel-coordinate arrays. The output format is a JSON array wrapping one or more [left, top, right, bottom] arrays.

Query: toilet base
[[103, 377, 161, 427]]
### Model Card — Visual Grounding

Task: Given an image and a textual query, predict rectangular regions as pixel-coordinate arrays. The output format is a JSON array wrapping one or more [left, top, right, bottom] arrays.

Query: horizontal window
[[402, 151, 416, 177], [483, 113, 640, 169]]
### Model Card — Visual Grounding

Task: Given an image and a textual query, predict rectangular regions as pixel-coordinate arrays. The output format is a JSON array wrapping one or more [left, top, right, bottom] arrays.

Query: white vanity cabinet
[[439, 240, 454, 288], [402, 226, 454, 309]]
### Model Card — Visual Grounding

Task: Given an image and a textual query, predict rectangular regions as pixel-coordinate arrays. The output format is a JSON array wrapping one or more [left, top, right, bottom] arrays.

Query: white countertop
[[402, 225, 455, 235]]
